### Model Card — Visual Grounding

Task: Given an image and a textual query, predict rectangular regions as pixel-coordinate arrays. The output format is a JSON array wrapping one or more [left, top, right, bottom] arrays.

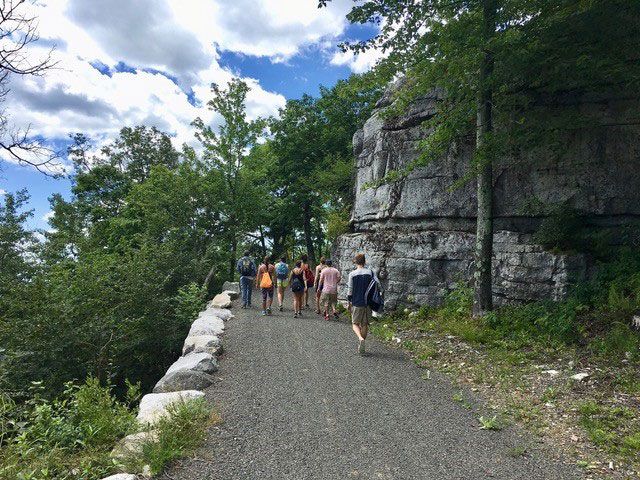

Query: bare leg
[[315, 291, 321, 314], [361, 323, 369, 340], [352, 323, 364, 341], [277, 286, 284, 307], [267, 291, 273, 310]]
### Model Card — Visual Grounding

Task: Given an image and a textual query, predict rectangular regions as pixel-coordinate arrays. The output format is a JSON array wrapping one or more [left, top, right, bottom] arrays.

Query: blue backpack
[[366, 276, 384, 313], [275, 262, 289, 279]]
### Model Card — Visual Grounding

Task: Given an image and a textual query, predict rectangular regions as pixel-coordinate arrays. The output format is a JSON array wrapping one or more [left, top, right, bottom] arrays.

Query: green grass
[[126, 398, 219, 476], [478, 415, 503, 431], [578, 401, 640, 458]]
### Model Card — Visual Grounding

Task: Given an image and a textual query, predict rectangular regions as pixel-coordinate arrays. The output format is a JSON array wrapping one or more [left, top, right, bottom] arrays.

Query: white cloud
[[330, 47, 386, 74], [42, 210, 55, 222], [5, 0, 359, 168], [0, 189, 6, 195]]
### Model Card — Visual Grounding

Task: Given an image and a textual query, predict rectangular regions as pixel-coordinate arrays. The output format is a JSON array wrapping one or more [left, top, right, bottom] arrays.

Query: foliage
[[128, 398, 218, 476], [0, 378, 137, 480]]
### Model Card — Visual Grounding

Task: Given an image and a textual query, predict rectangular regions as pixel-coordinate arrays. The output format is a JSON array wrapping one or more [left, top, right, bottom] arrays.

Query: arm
[[255, 265, 261, 288]]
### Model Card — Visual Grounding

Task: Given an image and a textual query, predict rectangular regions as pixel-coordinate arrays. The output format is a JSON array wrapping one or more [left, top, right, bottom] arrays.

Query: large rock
[[100, 475, 138, 480], [203, 307, 234, 321], [189, 313, 225, 337], [153, 369, 215, 393], [222, 290, 239, 300], [137, 390, 204, 425], [333, 79, 640, 308], [166, 352, 218, 376], [222, 281, 240, 294], [210, 292, 232, 308], [182, 334, 223, 355], [111, 431, 158, 460]]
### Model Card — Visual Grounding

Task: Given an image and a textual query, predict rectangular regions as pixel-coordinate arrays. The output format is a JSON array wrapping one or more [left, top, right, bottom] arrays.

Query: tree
[[321, 0, 640, 315], [0, 0, 58, 174], [192, 78, 267, 282]]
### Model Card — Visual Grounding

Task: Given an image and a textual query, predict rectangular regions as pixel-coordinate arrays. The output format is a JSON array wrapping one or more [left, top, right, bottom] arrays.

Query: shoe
[[324, 314, 330, 321], [316, 310, 321, 315], [334, 312, 339, 319], [279, 305, 283, 312], [294, 312, 298, 318], [267, 308, 272, 315], [262, 310, 267, 316], [358, 339, 365, 355]]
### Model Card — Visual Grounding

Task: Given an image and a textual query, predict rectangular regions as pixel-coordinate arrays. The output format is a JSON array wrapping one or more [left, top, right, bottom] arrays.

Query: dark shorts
[[262, 288, 274, 300]]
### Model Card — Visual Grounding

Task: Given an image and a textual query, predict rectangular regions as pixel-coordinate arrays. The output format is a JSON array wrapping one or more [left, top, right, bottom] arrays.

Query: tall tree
[[321, 0, 640, 315], [192, 78, 267, 281], [0, 0, 58, 174]]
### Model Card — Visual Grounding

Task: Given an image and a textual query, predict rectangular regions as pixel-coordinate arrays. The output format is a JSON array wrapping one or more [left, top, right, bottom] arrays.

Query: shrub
[[0, 378, 137, 480], [326, 208, 350, 243]]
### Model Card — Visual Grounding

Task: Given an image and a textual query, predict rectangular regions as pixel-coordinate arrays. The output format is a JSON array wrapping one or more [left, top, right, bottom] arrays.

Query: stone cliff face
[[334, 84, 640, 309]]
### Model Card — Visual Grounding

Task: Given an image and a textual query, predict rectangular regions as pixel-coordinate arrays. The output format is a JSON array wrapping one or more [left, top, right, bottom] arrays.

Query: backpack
[[259, 267, 273, 289], [239, 258, 254, 277], [275, 262, 289, 279], [291, 275, 304, 293], [366, 275, 384, 313], [303, 265, 315, 285]]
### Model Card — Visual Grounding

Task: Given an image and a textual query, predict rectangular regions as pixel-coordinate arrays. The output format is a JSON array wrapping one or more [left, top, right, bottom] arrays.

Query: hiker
[[347, 253, 380, 355], [313, 257, 327, 314], [289, 260, 308, 318], [237, 251, 257, 309], [318, 258, 341, 321], [275, 256, 290, 312], [300, 254, 314, 309], [256, 255, 277, 316]]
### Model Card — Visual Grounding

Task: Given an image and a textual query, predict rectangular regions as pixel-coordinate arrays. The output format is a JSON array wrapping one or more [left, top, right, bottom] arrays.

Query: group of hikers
[[235, 251, 382, 354]]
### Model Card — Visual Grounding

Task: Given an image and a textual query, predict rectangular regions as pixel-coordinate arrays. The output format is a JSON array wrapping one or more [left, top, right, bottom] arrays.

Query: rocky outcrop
[[334, 82, 640, 308], [136, 390, 205, 425]]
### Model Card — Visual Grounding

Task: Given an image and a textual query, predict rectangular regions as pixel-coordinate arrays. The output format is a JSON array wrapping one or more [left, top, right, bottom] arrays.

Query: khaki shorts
[[321, 292, 337, 310], [351, 306, 372, 326]]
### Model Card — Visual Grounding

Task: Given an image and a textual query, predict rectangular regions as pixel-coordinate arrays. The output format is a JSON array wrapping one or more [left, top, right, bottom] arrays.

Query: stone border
[[104, 283, 239, 479]]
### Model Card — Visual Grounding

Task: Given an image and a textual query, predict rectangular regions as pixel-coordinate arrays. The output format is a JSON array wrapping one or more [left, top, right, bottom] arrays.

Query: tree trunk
[[229, 234, 237, 280], [302, 200, 316, 265], [258, 225, 267, 257], [472, 0, 497, 317]]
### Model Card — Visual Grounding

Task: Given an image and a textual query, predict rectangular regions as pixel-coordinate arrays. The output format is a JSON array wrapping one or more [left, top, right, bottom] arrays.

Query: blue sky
[[0, 0, 381, 231]]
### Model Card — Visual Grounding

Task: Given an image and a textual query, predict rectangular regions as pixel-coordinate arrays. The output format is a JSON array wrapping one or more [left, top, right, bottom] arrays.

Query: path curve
[[166, 303, 579, 480]]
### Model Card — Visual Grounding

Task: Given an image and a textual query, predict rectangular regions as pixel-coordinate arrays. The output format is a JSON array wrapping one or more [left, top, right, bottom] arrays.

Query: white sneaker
[[358, 339, 365, 355]]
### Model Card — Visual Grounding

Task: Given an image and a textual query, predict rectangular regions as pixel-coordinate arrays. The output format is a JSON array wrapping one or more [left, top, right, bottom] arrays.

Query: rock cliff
[[334, 83, 640, 309]]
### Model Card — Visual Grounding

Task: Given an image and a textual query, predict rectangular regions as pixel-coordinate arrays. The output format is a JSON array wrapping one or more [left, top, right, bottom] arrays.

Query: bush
[[174, 282, 206, 326], [128, 398, 218, 476], [326, 208, 351, 243], [0, 378, 137, 480]]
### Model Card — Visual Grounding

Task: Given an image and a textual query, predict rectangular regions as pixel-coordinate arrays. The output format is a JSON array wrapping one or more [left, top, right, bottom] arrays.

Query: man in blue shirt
[[347, 253, 379, 355], [237, 251, 257, 309]]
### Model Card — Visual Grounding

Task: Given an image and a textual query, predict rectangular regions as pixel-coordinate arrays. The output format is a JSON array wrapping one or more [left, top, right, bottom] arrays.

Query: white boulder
[[210, 292, 232, 309], [100, 474, 138, 480], [112, 431, 158, 459], [189, 314, 225, 337], [183, 335, 223, 355], [166, 352, 218, 376], [204, 307, 234, 321], [222, 290, 239, 300], [137, 390, 204, 425]]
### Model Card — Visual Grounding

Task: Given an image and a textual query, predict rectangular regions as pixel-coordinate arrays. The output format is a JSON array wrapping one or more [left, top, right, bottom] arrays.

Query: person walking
[[289, 260, 308, 318], [256, 256, 276, 316], [347, 253, 379, 355], [313, 257, 327, 314], [237, 251, 257, 309], [318, 258, 341, 321], [300, 254, 314, 309], [274, 256, 290, 312]]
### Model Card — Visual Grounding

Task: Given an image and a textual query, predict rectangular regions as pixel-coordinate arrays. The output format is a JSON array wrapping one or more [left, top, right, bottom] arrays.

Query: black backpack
[[366, 276, 384, 313], [239, 258, 254, 277], [291, 276, 304, 293]]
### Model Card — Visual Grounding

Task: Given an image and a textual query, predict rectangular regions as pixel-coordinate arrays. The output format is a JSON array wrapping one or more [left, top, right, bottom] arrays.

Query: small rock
[[142, 464, 152, 478], [568, 360, 575, 369], [100, 475, 138, 480], [112, 431, 158, 460], [571, 435, 579, 442], [571, 372, 590, 381], [543, 369, 560, 377]]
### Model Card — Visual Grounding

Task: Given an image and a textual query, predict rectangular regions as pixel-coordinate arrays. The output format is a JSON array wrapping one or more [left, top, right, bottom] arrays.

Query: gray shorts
[[351, 306, 372, 326]]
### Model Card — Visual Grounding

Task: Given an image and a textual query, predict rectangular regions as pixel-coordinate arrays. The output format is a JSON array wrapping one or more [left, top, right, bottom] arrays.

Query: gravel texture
[[164, 304, 580, 480]]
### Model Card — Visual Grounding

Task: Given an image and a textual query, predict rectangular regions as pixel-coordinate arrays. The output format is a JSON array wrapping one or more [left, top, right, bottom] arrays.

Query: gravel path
[[165, 302, 580, 480]]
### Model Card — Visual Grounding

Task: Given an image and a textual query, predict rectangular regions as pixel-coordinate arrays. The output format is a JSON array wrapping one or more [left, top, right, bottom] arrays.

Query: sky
[[0, 0, 381, 230]]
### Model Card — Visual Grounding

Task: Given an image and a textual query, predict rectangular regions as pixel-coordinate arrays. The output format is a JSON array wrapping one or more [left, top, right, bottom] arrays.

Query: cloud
[[42, 210, 55, 222], [0, 189, 6, 195], [3, 0, 357, 172], [330, 47, 385, 74]]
